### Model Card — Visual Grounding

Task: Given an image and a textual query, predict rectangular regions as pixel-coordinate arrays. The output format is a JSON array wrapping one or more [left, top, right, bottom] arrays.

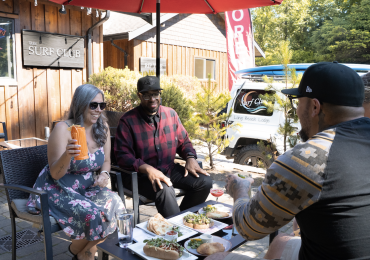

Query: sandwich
[[196, 242, 225, 255], [206, 211, 229, 219], [143, 238, 184, 260], [183, 213, 214, 229], [202, 205, 230, 219]]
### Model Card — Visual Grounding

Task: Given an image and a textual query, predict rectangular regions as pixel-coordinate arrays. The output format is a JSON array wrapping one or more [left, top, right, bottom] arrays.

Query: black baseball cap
[[137, 76, 163, 93], [282, 62, 364, 107]]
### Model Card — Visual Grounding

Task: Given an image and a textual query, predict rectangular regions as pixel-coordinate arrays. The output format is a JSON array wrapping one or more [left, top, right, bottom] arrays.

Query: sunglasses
[[288, 96, 299, 110], [89, 102, 107, 110], [288, 96, 322, 110]]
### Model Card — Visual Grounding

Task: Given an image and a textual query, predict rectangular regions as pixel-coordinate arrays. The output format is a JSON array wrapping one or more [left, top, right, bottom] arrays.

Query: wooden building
[[0, 0, 105, 145], [103, 12, 265, 93]]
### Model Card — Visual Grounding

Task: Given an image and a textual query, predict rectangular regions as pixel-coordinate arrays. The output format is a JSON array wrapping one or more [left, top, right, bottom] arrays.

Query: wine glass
[[210, 188, 224, 202]]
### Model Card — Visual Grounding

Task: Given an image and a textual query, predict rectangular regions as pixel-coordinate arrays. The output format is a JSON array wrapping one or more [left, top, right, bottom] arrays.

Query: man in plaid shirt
[[114, 76, 212, 217]]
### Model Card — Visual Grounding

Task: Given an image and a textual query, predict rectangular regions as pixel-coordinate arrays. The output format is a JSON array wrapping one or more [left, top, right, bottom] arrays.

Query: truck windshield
[[233, 89, 275, 116]]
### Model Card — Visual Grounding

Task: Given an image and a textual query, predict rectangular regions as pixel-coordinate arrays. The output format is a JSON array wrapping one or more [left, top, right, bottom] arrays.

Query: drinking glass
[[116, 209, 134, 248], [210, 188, 224, 202]]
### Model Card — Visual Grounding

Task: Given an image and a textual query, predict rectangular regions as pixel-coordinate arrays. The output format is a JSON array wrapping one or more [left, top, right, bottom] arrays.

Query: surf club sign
[[22, 30, 84, 68]]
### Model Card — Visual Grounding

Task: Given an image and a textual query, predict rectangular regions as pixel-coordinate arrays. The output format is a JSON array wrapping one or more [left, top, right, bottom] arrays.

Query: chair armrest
[[109, 167, 139, 226], [109, 170, 126, 208], [111, 165, 136, 175], [0, 184, 47, 196], [0, 184, 52, 232]]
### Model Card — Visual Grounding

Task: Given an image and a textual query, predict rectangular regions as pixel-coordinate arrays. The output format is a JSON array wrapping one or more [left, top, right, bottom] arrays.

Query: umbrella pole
[[156, 0, 160, 78]]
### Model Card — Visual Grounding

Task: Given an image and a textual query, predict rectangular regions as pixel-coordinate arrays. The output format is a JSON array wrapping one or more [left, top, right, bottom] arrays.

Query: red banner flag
[[225, 9, 255, 91]]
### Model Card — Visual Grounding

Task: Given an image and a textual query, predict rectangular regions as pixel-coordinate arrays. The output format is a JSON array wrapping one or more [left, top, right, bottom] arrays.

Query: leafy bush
[[166, 75, 202, 100], [89, 66, 141, 113], [161, 82, 192, 129]]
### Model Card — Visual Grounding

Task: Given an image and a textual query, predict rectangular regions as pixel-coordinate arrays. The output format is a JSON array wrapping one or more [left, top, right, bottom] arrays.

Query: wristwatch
[[186, 152, 196, 160], [100, 170, 110, 179]]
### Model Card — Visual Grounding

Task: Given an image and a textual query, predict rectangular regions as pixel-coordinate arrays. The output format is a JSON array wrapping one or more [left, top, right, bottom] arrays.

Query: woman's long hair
[[68, 84, 108, 147]]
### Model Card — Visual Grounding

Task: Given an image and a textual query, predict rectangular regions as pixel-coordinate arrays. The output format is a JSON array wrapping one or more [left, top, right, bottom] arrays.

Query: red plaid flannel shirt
[[114, 105, 197, 175]]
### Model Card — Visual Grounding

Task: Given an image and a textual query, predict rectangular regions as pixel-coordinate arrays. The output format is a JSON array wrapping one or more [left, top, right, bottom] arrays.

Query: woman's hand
[[66, 139, 81, 157], [93, 173, 109, 188]]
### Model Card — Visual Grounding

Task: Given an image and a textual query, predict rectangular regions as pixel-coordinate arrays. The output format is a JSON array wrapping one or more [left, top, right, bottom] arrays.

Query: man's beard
[[299, 129, 310, 142]]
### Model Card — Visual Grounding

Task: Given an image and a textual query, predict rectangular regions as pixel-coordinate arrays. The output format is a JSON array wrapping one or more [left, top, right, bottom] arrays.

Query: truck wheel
[[234, 144, 273, 168]]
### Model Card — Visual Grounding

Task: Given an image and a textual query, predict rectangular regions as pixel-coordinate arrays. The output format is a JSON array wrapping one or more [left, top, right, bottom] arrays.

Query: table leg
[[97, 249, 109, 260]]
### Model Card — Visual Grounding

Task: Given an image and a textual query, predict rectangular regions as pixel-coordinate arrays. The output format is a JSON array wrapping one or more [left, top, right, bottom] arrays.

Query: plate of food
[[128, 237, 198, 260], [136, 213, 198, 242], [167, 212, 228, 234], [184, 236, 232, 257], [198, 205, 232, 219]]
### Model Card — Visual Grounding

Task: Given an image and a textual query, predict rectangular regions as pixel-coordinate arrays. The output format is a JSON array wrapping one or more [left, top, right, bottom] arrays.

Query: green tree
[[190, 75, 238, 169], [252, 0, 370, 65], [311, 0, 370, 63], [259, 41, 301, 154]]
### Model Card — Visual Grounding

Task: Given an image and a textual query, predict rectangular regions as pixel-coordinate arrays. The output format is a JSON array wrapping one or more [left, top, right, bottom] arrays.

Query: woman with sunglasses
[[27, 84, 125, 260]]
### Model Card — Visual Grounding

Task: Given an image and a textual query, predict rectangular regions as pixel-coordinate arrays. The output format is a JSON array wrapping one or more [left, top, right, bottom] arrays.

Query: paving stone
[[21, 250, 46, 259], [244, 236, 269, 252], [0, 228, 8, 236], [1, 225, 13, 233], [0, 207, 9, 214], [16, 221, 33, 229], [0, 252, 12, 260], [53, 253, 73, 260], [233, 245, 262, 258], [0, 219, 11, 228], [51, 241, 71, 255], [16, 242, 45, 257], [1, 212, 10, 218]]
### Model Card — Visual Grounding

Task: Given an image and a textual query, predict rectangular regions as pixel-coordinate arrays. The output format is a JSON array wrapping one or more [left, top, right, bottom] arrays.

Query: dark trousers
[[122, 163, 213, 218]]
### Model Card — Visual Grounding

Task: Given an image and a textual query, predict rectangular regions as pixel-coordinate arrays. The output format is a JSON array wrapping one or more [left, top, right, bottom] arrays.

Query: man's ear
[[312, 98, 321, 117]]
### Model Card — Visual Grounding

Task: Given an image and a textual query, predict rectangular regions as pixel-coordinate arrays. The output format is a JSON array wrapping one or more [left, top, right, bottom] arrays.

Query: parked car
[[221, 63, 370, 168]]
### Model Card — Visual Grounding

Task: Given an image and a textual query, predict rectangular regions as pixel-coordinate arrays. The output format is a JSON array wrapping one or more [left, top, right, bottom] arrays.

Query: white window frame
[[194, 57, 216, 80], [0, 17, 17, 85]]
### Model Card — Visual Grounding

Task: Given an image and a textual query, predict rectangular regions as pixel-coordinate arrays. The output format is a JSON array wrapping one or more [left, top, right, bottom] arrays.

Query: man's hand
[[225, 175, 254, 200], [147, 167, 173, 192], [184, 158, 210, 177]]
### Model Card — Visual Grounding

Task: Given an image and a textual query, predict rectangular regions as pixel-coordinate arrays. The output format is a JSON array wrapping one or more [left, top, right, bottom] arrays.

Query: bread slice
[[197, 242, 225, 255], [147, 214, 173, 235], [206, 211, 229, 219]]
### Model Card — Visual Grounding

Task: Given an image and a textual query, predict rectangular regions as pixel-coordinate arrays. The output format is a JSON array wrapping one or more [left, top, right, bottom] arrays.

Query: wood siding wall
[[104, 39, 229, 93], [0, 0, 104, 146]]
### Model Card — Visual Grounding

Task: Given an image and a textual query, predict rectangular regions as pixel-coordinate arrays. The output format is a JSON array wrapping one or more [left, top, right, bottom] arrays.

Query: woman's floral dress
[[26, 146, 125, 241]]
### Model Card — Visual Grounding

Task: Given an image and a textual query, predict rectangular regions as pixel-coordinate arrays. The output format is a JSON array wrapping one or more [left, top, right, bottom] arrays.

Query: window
[[194, 58, 215, 80], [0, 17, 16, 83], [234, 89, 275, 116]]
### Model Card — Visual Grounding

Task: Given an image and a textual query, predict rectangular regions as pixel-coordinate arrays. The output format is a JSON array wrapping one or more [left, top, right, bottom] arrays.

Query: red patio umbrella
[[51, 0, 283, 76]]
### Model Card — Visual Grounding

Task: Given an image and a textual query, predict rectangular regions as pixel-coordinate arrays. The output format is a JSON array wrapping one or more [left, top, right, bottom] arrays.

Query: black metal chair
[[0, 144, 127, 260], [0, 145, 57, 260]]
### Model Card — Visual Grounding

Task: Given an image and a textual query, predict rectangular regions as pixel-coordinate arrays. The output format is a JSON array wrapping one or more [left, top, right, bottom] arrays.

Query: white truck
[[221, 63, 370, 168], [221, 80, 297, 168]]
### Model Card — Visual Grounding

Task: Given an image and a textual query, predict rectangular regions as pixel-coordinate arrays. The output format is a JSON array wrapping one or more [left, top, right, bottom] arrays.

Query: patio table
[[97, 200, 246, 260]]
